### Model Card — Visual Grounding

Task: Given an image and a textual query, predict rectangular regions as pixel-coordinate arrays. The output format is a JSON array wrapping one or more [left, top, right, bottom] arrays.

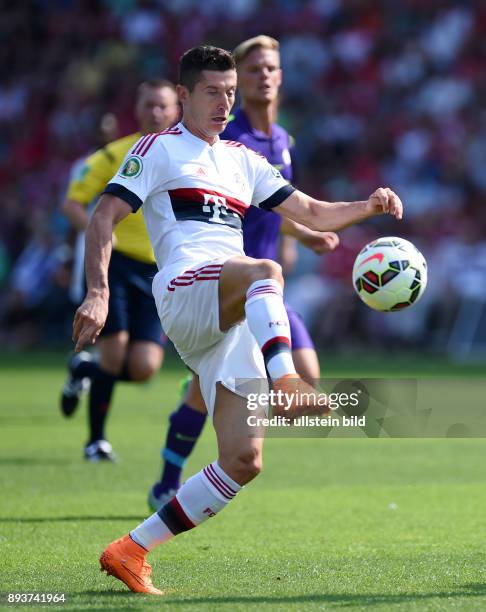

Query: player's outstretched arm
[[72, 194, 131, 352], [275, 187, 403, 232]]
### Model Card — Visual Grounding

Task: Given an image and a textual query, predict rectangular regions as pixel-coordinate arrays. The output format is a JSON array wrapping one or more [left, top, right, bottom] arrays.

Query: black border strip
[[259, 184, 296, 211], [102, 183, 143, 212]]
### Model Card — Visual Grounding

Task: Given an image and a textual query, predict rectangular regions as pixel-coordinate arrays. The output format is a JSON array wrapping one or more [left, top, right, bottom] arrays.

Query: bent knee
[[220, 449, 263, 485], [127, 352, 163, 382], [129, 365, 157, 382], [128, 359, 161, 382], [128, 345, 164, 382], [248, 259, 283, 286]]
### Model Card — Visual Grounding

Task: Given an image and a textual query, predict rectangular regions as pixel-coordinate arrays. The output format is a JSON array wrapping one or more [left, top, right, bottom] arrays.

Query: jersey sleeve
[[66, 148, 114, 206], [249, 150, 296, 211], [103, 138, 170, 212]]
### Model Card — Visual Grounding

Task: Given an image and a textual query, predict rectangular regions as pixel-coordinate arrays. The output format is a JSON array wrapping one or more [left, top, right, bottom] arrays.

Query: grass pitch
[[1, 352, 486, 611]]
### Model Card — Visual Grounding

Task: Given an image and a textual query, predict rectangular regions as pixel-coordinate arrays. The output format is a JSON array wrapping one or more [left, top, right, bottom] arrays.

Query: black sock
[[73, 359, 99, 380], [88, 368, 116, 443]]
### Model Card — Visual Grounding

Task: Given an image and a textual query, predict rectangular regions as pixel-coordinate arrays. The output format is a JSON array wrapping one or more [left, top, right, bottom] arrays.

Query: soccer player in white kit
[[73, 46, 403, 595]]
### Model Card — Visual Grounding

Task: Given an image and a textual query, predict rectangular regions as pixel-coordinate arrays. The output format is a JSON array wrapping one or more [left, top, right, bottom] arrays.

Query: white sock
[[130, 513, 172, 551], [130, 461, 241, 551], [245, 279, 296, 380]]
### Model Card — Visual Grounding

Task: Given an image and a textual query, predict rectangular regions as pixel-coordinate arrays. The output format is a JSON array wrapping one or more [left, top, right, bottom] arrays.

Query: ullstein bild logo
[[246, 414, 365, 428]]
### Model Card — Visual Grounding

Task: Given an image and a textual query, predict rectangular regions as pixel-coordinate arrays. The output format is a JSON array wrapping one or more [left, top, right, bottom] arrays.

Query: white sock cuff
[[130, 513, 172, 551], [214, 461, 242, 491], [202, 461, 241, 503], [246, 279, 283, 304]]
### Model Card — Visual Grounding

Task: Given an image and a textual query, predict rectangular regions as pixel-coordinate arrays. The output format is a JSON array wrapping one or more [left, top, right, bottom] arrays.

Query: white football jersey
[[104, 122, 294, 283]]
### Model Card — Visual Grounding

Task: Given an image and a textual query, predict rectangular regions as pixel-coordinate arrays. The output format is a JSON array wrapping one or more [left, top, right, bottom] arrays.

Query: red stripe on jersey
[[172, 269, 221, 282], [186, 263, 223, 274], [167, 264, 222, 292], [169, 274, 221, 286], [139, 128, 182, 157], [222, 139, 243, 148], [175, 264, 223, 280], [139, 132, 158, 156], [170, 276, 220, 287], [175, 274, 219, 283], [132, 134, 150, 155], [167, 276, 220, 291], [169, 188, 248, 218]]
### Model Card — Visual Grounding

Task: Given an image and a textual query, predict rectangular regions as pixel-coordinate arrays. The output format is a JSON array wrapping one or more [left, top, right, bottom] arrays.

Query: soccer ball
[[352, 237, 427, 311]]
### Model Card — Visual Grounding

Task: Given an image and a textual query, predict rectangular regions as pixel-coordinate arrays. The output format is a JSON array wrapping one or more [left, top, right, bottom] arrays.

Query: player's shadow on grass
[[0, 515, 145, 523], [155, 583, 486, 607]]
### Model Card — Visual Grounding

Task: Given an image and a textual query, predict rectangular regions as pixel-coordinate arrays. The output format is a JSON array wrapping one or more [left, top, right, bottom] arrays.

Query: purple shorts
[[285, 303, 315, 351]]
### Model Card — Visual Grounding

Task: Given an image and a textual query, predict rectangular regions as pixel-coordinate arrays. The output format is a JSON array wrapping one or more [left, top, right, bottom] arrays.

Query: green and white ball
[[352, 237, 427, 311]]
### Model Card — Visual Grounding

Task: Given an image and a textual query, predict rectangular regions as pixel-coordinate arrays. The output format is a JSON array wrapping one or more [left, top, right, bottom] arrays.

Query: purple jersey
[[221, 108, 293, 260], [222, 109, 314, 352]]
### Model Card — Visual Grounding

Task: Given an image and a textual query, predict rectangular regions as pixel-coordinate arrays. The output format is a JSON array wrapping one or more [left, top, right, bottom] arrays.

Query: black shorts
[[101, 250, 166, 346]]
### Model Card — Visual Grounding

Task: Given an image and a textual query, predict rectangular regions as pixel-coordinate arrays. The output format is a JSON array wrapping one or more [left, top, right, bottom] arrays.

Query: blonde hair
[[233, 35, 279, 65]]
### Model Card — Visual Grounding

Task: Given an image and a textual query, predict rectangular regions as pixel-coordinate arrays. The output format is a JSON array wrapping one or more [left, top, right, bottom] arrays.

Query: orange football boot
[[99, 534, 163, 595]]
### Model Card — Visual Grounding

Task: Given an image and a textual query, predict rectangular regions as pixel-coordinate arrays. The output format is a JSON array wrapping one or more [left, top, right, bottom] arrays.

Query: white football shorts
[[153, 259, 268, 417]]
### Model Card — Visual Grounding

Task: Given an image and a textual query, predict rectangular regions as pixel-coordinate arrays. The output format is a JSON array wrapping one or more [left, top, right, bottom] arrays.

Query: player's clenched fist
[[72, 293, 109, 352], [302, 231, 340, 254], [366, 187, 403, 220]]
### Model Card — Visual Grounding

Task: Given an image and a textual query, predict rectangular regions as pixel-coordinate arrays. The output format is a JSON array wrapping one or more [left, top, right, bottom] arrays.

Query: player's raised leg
[[219, 255, 294, 373], [100, 383, 261, 594], [219, 255, 328, 418]]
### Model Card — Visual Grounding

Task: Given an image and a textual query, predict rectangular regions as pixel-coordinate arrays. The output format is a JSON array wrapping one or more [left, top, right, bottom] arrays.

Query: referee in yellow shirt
[[60, 79, 180, 461]]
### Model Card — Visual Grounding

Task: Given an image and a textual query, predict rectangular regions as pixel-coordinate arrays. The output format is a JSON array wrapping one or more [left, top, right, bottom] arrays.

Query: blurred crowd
[[1, 0, 486, 357]]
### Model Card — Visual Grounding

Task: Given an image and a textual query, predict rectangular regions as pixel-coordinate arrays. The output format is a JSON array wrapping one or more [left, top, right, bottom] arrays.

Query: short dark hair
[[137, 78, 176, 101], [179, 46, 236, 91]]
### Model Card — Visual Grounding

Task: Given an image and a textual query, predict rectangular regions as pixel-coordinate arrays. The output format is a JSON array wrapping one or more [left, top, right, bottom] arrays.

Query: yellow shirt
[[67, 132, 155, 264]]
